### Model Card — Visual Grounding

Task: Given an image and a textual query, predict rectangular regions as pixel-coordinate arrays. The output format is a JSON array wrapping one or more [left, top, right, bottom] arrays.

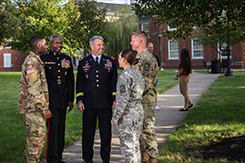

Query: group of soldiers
[[18, 31, 159, 163]]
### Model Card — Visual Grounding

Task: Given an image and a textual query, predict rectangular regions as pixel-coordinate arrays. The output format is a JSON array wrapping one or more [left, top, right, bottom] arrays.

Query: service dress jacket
[[76, 54, 117, 109], [41, 50, 74, 109]]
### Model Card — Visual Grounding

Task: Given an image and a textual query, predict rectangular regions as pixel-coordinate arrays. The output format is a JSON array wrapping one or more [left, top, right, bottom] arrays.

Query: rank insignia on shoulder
[[79, 58, 83, 61], [111, 57, 115, 60]]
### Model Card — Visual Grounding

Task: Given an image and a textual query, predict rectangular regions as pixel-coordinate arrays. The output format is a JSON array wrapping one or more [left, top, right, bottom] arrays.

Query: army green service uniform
[[132, 48, 159, 158], [18, 51, 49, 163], [112, 66, 145, 162]]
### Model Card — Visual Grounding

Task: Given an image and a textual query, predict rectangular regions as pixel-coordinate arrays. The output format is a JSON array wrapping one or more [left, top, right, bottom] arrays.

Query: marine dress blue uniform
[[41, 50, 74, 163]]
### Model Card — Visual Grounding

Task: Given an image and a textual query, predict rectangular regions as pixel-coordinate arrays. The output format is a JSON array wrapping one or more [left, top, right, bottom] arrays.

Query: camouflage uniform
[[132, 48, 159, 158], [18, 51, 49, 163], [111, 67, 145, 163]]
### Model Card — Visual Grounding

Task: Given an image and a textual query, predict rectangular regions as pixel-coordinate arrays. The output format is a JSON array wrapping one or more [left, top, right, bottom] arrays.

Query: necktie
[[96, 57, 99, 65]]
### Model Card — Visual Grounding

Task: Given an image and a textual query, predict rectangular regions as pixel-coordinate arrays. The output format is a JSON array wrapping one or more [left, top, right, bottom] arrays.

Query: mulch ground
[[201, 135, 245, 162]]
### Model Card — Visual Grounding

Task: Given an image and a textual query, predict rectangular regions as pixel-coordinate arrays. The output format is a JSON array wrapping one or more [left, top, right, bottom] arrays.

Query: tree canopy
[[104, 4, 139, 57], [10, 0, 79, 55], [9, 0, 114, 56], [0, 0, 20, 44], [133, 0, 245, 43], [65, 0, 113, 55]]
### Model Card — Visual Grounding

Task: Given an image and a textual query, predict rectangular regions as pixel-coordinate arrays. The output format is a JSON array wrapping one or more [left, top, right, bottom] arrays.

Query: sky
[[96, 0, 131, 4]]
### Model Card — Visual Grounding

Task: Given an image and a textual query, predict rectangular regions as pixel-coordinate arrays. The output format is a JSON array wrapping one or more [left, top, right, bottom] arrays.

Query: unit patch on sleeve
[[119, 85, 126, 93], [143, 62, 150, 71]]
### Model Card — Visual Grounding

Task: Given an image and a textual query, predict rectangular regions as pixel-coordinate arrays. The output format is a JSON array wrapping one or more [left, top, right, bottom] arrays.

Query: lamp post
[[225, 7, 233, 76], [158, 33, 162, 69]]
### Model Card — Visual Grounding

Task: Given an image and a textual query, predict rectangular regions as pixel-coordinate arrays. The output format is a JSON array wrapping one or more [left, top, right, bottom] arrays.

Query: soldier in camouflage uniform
[[111, 49, 145, 163], [18, 35, 52, 163], [130, 31, 159, 163]]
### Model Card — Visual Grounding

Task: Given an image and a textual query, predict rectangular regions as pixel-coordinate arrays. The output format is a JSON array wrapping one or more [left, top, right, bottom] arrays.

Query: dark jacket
[[76, 54, 117, 109], [41, 50, 74, 109], [152, 53, 161, 69]]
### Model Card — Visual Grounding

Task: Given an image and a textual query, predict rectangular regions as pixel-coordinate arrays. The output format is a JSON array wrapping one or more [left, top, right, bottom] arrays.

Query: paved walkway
[[41, 72, 220, 163]]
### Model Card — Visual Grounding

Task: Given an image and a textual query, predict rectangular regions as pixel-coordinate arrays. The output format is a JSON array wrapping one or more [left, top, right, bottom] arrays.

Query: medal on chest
[[61, 58, 70, 69], [83, 63, 90, 71], [104, 59, 112, 71]]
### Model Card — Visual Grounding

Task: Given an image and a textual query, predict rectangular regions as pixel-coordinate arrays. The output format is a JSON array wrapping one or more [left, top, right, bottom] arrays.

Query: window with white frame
[[168, 20, 177, 31], [168, 24, 177, 31], [191, 39, 203, 59], [141, 23, 149, 37], [218, 43, 232, 59], [168, 40, 179, 59], [4, 53, 11, 68]]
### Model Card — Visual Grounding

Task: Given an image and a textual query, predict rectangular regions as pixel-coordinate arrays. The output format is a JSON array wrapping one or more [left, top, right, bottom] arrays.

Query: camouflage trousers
[[23, 111, 46, 163], [140, 102, 159, 158], [117, 118, 143, 163]]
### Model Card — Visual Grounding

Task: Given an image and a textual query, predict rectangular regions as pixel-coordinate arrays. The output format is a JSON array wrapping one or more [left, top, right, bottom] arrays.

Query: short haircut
[[89, 36, 104, 46], [147, 42, 153, 46], [132, 31, 148, 43], [50, 34, 62, 42], [29, 35, 45, 48]]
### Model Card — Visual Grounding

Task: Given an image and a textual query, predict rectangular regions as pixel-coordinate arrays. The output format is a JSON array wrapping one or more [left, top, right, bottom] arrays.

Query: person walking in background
[[130, 31, 159, 163], [111, 49, 145, 162], [41, 34, 74, 163], [76, 36, 118, 163], [18, 35, 52, 163], [147, 42, 161, 110], [174, 48, 193, 111]]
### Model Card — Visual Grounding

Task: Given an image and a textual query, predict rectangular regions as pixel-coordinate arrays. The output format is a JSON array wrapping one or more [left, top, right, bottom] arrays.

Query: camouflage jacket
[[132, 48, 158, 103], [111, 67, 145, 125], [18, 51, 49, 114]]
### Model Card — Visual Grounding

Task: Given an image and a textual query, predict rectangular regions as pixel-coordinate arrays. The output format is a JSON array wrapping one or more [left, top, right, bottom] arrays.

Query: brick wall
[[139, 17, 244, 69], [0, 48, 26, 72]]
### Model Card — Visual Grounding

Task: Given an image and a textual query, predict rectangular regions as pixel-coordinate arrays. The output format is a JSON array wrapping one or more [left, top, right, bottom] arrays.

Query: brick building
[[139, 16, 245, 69], [0, 46, 26, 72]]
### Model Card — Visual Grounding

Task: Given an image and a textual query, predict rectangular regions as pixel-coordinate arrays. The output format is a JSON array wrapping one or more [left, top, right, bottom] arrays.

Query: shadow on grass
[[157, 73, 245, 163]]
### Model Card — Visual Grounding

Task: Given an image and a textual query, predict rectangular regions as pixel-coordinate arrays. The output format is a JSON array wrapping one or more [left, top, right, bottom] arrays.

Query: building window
[[168, 40, 179, 59], [218, 43, 232, 59], [168, 20, 177, 31], [168, 24, 177, 31], [191, 39, 203, 59], [141, 23, 149, 37], [4, 53, 11, 68]]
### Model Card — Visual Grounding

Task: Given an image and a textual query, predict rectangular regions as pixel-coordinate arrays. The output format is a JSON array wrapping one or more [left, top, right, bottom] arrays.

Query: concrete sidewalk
[[41, 72, 220, 163]]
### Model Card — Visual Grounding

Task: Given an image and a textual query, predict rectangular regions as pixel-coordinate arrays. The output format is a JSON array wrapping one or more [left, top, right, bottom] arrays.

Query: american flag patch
[[27, 68, 35, 74]]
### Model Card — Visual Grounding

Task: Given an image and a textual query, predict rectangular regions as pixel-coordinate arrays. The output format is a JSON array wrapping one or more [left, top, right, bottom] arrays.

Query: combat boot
[[149, 157, 157, 163], [141, 151, 150, 163]]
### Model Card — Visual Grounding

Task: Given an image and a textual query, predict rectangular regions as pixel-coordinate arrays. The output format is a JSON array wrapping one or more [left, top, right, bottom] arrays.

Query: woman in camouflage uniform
[[111, 49, 145, 163]]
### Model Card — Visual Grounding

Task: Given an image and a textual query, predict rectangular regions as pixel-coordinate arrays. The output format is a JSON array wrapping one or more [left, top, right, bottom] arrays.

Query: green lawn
[[0, 69, 178, 162], [157, 73, 245, 163]]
